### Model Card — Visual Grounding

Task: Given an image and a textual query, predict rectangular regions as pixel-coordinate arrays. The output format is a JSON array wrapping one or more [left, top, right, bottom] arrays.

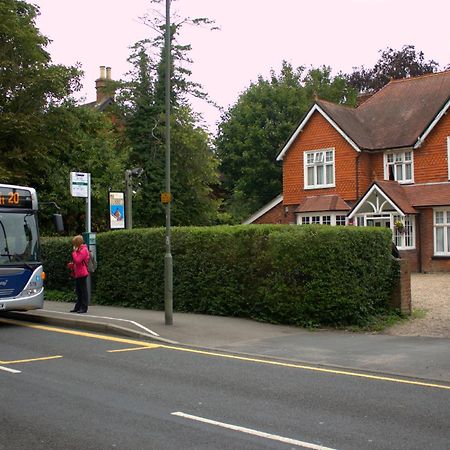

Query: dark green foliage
[[346, 45, 440, 93], [116, 10, 220, 228], [0, 0, 82, 184], [41, 236, 74, 291], [0, 0, 128, 234], [216, 63, 357, 222], [42, 225, 398, 327], [38, 105, 129, 234]]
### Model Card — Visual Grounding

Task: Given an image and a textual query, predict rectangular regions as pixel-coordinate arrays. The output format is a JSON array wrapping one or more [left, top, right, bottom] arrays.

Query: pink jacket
[[71, 244, 90, 278]]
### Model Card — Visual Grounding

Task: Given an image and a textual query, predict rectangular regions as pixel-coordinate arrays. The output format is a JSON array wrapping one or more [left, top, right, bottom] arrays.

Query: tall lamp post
[[164, 0, 173, 325]]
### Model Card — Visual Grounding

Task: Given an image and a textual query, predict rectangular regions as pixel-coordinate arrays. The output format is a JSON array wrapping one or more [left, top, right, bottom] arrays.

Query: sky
[[34, 0, 449, 133]]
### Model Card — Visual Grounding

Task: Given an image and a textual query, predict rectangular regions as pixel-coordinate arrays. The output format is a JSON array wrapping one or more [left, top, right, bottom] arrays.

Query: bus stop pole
[[86, 173, 92, 304], [86, 173, 91, 233]]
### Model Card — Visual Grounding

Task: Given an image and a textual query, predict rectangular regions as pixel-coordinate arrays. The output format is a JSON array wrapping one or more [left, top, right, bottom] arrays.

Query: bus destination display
[[0, 187, 33, 209]]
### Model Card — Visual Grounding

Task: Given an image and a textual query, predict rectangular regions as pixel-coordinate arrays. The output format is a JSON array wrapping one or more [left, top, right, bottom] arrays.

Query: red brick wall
[[356, 151, 374, 196], [283, 112, 359, 205], [414, 114, 450, 183], [253, 202, 296, 224], [390, 259, 411, 314], [399, 249, 419, 273]]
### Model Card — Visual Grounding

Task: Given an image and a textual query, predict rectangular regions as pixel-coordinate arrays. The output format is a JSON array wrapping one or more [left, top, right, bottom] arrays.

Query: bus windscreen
[[0, 212, 40, 264]]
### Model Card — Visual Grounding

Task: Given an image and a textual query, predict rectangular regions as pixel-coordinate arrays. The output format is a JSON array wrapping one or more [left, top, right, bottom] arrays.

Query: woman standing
[[69, 235, 90, 313]]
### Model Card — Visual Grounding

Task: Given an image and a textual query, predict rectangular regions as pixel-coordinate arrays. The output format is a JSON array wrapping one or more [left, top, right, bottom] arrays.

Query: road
[[1, 318, 449, 450]]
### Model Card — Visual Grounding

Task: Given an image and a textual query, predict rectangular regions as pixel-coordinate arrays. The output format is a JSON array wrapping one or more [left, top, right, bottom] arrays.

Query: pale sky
[[34, 0, 449, 132]]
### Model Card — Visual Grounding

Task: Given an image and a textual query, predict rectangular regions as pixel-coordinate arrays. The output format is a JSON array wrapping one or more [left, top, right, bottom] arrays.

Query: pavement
[[4, 300, 450, 385]]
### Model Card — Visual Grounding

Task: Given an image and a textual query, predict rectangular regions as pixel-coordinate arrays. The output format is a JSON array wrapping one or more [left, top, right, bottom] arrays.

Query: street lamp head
[[131, 167, 144, 178]]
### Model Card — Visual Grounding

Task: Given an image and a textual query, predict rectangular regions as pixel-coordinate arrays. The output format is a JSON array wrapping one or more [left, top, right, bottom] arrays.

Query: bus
[[0, 184, 53, 311]]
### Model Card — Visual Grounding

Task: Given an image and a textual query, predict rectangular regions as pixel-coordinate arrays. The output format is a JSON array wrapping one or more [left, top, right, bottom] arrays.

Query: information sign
[[70, 172, 89, 198]]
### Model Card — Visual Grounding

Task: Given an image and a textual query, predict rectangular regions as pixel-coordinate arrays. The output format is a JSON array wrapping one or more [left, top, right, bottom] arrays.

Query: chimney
[[95, 65, 115, 104]]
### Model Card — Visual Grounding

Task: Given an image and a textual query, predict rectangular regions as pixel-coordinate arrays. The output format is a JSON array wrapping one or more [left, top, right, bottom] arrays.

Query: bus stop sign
[[70, 172, 89, 198]]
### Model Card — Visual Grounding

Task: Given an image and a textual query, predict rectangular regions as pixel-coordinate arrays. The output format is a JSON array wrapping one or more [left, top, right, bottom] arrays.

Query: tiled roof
[[373, 180, 417, 214], [318, 71, 450, 150], [403, 183, 450, 207], [242, 194, 283, 224], [81, 96, 115, 112], [295, 195, 351, 213], [354, 181, 450, 216]]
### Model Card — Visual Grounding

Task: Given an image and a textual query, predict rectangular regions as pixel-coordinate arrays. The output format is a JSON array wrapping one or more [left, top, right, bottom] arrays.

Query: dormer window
[[304, 149, 335, 189], [384, 150, 413, 183]]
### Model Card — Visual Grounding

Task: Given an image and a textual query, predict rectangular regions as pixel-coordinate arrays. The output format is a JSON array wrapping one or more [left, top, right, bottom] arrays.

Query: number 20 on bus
[[0, 191, 24, 206]]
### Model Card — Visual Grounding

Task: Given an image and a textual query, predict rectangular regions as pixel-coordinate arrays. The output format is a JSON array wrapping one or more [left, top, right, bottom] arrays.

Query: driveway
[[385, 272, 450, 338]]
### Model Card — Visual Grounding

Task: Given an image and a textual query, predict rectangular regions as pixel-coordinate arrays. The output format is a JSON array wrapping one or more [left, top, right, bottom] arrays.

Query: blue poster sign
[[109, 191, 125, 229]]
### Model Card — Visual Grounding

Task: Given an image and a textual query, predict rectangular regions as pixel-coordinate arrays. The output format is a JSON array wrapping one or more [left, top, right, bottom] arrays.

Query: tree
[[0, 0, 81, 184], [346, 45, 440, 93], [216, 62, 356, 221], [1, 1, 131, 234], [39, 104, 130, 234], [116, 3, 220, 227]]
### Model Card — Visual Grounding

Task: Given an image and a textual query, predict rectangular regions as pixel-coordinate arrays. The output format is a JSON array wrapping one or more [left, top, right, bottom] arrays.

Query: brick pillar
[[390, 258, 411, 314]]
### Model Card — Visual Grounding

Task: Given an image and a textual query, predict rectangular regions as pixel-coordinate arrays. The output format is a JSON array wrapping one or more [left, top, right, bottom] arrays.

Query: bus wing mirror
[[53, 214, 64, 233]]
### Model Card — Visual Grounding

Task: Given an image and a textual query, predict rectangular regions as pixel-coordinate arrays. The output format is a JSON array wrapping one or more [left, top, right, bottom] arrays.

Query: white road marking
[[107, 345, 160, 353], [0, 365, 21, 374], [44, 310, 160, 336], [171, 412, 337, 450]]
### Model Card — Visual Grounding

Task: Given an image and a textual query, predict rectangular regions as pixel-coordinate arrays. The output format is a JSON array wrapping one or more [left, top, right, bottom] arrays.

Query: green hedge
[[41, 225, 399, 326]]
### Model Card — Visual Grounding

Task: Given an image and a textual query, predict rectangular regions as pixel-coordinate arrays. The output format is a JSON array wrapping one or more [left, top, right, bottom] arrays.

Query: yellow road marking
[[161, 345, 450, 390], [0, 355, 63, 365], [0, 317, 156, 347], [108, 345, 160, 353], [2, 317, 450, 391]]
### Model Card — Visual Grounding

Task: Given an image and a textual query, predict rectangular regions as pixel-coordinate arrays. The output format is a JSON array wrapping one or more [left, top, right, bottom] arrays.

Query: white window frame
[[393, 214, 415, 250], [304, 148, 335, 189], [354, 213, 416, 250], [433, 208, 450, 256], [297, 212, 347, 226], [384, 150, 414, 184]]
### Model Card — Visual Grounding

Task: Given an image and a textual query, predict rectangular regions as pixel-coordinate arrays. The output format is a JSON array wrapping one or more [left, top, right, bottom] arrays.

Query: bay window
[[434, 209, 450, 256], [393, 214, 415, 249], [298, 213, 346, 226]]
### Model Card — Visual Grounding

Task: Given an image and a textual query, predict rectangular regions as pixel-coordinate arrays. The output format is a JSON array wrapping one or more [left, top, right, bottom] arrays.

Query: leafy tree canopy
[[116, 2, 220, 227], [0, 0, 129, 234], [346, 45, 441, 93], [39, 104, 130, 234], [216, 62, 357, 222], [0, 0, 82, 184]]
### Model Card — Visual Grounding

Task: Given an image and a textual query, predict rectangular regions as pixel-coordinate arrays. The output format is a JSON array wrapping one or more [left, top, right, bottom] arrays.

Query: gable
[[278, 71, 450, 159], [348, 181, 417, 219], [282, 112, 361, 205], [276, 104, 360, 161]]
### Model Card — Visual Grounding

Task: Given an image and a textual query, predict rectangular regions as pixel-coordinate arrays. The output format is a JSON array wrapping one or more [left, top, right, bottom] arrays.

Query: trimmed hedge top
[[42, 224, 398, 326]]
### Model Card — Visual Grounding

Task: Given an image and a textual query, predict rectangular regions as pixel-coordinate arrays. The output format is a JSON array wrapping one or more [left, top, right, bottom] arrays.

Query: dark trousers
[[74, 276, 89, 312]]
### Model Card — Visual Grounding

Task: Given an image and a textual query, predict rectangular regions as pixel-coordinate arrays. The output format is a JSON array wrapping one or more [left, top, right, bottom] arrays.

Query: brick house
[[245, 71, 450, 272]]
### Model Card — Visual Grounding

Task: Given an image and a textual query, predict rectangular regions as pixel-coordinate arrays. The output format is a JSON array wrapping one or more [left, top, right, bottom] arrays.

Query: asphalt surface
[[4, 300, 450, 384], [1, 321, 449, 450]]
